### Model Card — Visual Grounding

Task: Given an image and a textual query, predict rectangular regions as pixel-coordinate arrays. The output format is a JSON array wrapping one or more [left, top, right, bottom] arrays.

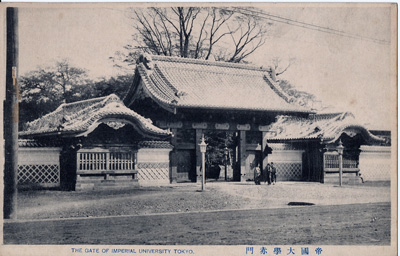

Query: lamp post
[[224, 146, 228, 181], [337, 140, 344, 186], [199, 135, 207, 191]]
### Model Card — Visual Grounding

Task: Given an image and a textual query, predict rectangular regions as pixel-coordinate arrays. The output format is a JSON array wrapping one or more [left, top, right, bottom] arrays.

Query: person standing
[[265, 163, 271, 185], [254, 164, 261, 185], [270, 162, 277, 185]]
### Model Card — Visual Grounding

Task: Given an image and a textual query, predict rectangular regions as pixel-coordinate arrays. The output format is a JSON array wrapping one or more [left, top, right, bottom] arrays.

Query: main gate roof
[[20, 94, 171, 138], [124, 54, 313, 114]]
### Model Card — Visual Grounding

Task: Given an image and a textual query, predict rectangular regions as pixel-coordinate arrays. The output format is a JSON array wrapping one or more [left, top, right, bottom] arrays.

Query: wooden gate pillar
[[169, 128, 178, 183], [195, 129, 203, 184], [239, 130, 247, 182], [261, 132, 269, 173]]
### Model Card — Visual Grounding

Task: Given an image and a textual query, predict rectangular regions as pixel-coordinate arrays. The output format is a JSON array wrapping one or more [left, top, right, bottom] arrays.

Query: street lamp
[[224, 146, 228, 181], [199, 135, 207, 191], [336, 140, 344, 186]]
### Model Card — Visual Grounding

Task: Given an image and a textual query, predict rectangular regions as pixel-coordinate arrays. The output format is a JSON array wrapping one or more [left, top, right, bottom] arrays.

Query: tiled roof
[[138, 141, 173, 149], [20, 94, 171, 138], [18, 139, 61, 147], [125, 54, 313, 113], [266, 112, 385, 144]]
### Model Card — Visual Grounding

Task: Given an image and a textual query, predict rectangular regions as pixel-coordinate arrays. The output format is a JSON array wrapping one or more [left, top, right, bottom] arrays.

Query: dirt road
[[4, 202, 390, 245], [15, 181, 390, 220]]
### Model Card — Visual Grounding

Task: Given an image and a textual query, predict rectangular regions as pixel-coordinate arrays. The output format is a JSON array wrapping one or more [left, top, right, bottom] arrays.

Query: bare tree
[[113, 7, 270, 65], [272, 57, 296, 77], [224, 14, 269, 63]]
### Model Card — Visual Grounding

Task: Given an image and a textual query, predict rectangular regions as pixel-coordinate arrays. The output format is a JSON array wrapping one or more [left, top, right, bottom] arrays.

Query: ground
[[3, 181, 391, 245]]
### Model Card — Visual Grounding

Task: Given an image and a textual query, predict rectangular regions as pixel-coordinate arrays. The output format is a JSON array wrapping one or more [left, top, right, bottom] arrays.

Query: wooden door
[[176, 150, 196, 182], [304, 147, 323, 182]]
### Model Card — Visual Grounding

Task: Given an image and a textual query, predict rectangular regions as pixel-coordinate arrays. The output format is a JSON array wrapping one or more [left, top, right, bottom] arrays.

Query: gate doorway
[[245, 150, 262, 181], [203, 130, 236, 181], [175, 150, 196, 182]]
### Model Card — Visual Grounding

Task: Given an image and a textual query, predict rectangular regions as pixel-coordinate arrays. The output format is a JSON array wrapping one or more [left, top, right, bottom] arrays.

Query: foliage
[[19, 60, 88, 128], [204, 131, 235, 166], [278, 79, 323, 110], [90, 75, 133, 99], [19, 60, 132, 129], [20, 60, 88, 103]]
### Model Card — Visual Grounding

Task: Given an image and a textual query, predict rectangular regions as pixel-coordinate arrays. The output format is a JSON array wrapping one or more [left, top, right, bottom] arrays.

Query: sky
[[16, 4, 396, 130]]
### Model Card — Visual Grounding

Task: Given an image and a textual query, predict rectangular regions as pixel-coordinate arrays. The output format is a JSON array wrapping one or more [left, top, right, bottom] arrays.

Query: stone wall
[[268, 144, 304, 181], [18, 147, 62, 188], [359, 146, 391, 181], [136, 145, 173, 186]]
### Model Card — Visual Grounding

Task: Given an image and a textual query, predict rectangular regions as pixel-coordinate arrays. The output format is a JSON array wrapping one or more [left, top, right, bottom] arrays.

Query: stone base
[[196, 175, 204, 185], [323, 173, 362, 185], [75, 175, 139, 190], [18, 183, 60, 190]]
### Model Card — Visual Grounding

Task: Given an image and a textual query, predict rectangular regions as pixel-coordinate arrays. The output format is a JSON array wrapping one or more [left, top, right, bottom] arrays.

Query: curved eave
[[135, 64, 177, 113], [324, 124, 386, 144], [140, 81, 177, 113], [123, 69, 142, 107]]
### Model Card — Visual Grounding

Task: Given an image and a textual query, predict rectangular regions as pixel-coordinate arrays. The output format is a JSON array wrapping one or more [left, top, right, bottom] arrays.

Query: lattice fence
[[137, 162, 169, 182], [18, 164, 60, 185], [77, 151, 135, 172], [275, 162, 302, 181], [324, 154, 358, 169]]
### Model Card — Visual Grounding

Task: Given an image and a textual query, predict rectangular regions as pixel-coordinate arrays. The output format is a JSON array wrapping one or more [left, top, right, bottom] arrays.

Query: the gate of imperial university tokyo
[[123, 55, 387, 184]]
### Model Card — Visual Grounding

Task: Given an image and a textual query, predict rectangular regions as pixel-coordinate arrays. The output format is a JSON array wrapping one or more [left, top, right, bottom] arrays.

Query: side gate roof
[[265, 112, 385, 144], [20, 94, 171, 138]]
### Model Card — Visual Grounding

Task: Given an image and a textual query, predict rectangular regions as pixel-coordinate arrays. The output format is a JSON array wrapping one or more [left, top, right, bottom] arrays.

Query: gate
[[75, 148, 138, 189]]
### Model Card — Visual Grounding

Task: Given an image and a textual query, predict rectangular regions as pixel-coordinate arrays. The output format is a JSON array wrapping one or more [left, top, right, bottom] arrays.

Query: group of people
[[254, 162, 276, 185]]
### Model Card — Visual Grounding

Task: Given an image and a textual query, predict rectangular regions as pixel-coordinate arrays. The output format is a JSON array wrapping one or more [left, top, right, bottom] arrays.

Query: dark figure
[[270, 162, 277, 185], [265, 163, 271, 185], [254, 165, 262, 185], [213, 164, 221, 181], [206, 163, 221, 180], [358, 172, 364, 183]]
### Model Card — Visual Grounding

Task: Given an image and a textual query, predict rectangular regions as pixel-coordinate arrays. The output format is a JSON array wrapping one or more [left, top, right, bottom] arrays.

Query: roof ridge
[[60, 94, 121, 123], [62, 94, 119, 108], [146, 54, 271, 72], [313, 112, 355, 120], [25, 94, 122, 132], [263, 75, 291, 103]]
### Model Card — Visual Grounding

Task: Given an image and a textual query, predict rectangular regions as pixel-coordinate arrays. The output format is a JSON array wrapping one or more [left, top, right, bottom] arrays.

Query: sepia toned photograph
[[1, 2, 397, 256]]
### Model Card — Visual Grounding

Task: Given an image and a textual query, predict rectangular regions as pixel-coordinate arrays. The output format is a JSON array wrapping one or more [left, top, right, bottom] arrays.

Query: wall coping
[[360, 145, 391, 153], [19, 147, 62, 152]]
